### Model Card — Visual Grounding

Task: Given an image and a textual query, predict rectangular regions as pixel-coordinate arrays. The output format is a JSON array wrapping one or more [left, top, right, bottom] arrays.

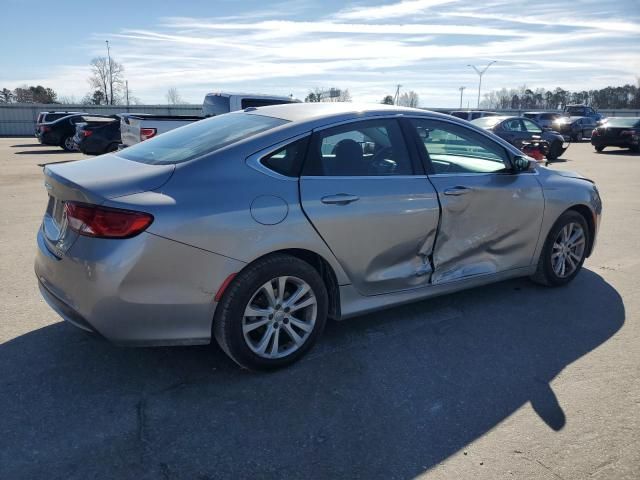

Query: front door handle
[[321, 194, 360, 205], [443, 186, 472, 196]]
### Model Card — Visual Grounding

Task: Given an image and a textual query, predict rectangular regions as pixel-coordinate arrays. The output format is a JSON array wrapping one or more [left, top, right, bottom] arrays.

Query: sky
[[1, 0, 639, 107]]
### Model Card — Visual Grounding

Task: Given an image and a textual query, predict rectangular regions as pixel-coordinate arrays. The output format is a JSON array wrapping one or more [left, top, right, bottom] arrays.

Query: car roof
[[204, 92, 294, 100], [245, 102, 440, 123]]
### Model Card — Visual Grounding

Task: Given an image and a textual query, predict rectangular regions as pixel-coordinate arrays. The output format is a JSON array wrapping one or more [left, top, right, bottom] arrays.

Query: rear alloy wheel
[[213, 254, 328, 370], [531, 211, 589, 287], [61, 136, 76, 152]]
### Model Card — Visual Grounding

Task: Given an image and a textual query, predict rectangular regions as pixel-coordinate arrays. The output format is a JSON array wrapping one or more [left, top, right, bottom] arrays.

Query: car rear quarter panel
[[107, 137, 351, 286]]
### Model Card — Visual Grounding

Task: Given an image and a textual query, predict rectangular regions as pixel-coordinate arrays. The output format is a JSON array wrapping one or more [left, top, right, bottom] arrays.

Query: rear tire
[[531, 211, 589, 287], [630, 145, 639, 153], [106, 143, 118, 153], [595, 146, 605, 152], [61, 136, 75, 152], [546, 140, 563, 161], [213, 254, 328, 370]]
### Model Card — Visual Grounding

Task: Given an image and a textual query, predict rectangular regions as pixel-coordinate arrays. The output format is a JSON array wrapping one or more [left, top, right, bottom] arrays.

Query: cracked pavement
[[1, 138, 639, 479]]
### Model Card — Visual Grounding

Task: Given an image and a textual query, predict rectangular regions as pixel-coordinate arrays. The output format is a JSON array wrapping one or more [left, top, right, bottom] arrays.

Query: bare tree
[[398, 91, 419, 108], [305, 87, 352, 102], [381, 95, 394, 105], [166, 87, 184, 105], [88, 57, 125, 105]]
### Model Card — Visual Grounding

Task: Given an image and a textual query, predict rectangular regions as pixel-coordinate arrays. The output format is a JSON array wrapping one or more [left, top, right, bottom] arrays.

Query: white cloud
[[335, 0, 458, 20]]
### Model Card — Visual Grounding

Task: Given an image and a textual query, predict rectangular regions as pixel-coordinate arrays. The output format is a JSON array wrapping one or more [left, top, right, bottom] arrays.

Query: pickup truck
[[119, 114, 203, 148], [119, 92, 297, 148], [563, 104, 605, 123]]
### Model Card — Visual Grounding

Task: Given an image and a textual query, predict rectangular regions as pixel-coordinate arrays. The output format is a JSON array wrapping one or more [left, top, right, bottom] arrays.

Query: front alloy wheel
[[551, 222, 586, 278], [531, 210, 589, 286]]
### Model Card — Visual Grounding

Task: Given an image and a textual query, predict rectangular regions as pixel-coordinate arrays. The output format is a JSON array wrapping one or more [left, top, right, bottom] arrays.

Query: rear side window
[[241, 98, 292, 109], [261, 137, 309, 177], [117, 113, 288, 165]]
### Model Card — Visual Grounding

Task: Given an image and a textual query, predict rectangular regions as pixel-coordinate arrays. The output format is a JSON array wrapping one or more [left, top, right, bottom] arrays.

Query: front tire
[[213, 254, 328, 370], [531, 211, 589, 287], [595, 146, 605, 152]]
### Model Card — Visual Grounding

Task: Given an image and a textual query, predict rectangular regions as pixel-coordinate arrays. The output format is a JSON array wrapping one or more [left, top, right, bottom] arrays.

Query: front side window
[[117, 113, 288, 165], [410, 119, 509, 174], [304, 119, 412, 176]]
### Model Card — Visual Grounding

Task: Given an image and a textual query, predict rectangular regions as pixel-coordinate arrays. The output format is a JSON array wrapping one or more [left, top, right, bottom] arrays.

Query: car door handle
[[321, 194, 360, 205], [443, 186, 472, 196]]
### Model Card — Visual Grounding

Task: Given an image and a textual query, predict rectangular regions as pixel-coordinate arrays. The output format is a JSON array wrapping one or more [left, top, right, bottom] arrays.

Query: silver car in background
[[35, 103, 602, 370]]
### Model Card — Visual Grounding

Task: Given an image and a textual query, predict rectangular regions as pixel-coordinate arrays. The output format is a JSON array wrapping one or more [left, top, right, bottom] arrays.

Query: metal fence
[[1, 103, 639, 136], [0, 104, 203, 136]]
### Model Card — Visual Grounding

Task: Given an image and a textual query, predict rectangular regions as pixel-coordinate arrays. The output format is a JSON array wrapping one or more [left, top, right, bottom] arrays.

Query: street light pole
[[467, 61, 496, 109], [394, 84, 402, 106], [105, 40, 113, 105], [458, 86, 466, 109]]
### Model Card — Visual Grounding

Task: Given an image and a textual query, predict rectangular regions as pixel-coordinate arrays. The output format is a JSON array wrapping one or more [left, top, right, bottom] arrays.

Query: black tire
[[595, 146, 605, 152], [61, 136, 75, 152], [106, 143, 119, 153], [546, 140, 563, 161], [213, 254, 328, 370], [531, 210, 589, 287], [572, 133, 581, 142], [630, 145, 639, 153]]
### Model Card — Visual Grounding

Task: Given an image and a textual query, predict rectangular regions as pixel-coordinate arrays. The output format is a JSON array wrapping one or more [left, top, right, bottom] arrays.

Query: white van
[[202, 92, 298, 117]]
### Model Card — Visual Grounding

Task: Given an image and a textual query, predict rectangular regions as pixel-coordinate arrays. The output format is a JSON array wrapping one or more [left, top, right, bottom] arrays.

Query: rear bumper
[[592, 136, 639, 148], [35, 228, 246, 346]]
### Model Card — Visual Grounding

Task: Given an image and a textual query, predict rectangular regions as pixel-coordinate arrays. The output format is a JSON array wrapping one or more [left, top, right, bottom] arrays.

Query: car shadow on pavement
[[596, 149, 640, 157], [11, 143, 50, 148], [0, 269, 624, 479], [14, 149, 70, 155]]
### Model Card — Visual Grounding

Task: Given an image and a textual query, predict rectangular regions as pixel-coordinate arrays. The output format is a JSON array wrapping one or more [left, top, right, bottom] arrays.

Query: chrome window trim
[[300, 174, 430, 180], [246, 132, 311, 181]]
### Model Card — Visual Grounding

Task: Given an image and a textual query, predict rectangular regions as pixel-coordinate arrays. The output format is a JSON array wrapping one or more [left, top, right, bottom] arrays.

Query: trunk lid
[[41, 155, 174, 256]]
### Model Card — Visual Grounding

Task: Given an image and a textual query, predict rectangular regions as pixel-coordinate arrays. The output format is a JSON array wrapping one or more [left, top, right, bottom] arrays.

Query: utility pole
[[467, 60, 496, 109], [458, 86, 466, 109], [106, 40, 113, 105], [394, 84, 402, 105], [125, 80, 129, 107]]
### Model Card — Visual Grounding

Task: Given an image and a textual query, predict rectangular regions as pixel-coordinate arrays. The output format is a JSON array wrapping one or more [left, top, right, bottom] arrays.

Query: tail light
[[82, 130, 93, 137], [64, 202, 153, 239], [41, 126, 51, 133], [592, 129, 600, 137], [140, 128, 157, 141]]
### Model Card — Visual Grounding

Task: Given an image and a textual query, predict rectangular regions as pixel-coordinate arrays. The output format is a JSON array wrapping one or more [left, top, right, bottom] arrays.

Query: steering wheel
[[368, 146, 396, 175]]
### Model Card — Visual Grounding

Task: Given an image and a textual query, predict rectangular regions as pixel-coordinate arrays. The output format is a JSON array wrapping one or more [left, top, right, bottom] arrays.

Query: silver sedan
[[35, 103, 602, 370]]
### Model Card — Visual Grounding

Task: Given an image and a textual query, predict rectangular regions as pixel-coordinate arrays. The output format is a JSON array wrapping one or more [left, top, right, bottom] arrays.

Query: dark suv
[[35, 111, 85, 140]]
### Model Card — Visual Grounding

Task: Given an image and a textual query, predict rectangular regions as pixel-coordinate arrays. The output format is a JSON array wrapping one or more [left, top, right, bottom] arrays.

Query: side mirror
[[512, 155, 533, 172]]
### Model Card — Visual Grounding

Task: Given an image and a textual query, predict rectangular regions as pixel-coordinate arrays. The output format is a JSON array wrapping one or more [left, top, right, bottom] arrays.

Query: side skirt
[[338, 266, 535, 320]]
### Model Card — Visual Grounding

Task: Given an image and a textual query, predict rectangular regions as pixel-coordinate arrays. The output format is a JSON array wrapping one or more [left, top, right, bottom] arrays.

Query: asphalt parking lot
[[1, 137, 639, 480]]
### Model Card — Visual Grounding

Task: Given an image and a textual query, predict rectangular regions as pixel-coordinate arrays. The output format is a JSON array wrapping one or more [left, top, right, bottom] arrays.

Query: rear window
[[202, 95, 231, 117], [117, 113, 288, 165], [471, 116, 502, 128], [241, 98, 292, 109], [603, 117, 640, 128], [45, 113, 70, 122]]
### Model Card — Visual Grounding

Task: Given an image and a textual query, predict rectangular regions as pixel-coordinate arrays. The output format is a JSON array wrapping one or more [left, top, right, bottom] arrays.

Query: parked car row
[[34, 92, 299, 154]]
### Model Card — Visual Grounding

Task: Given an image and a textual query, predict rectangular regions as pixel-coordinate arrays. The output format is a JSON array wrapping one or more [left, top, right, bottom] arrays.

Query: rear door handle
[[443, 186, 472, 196], [321, 194, 360, 205]]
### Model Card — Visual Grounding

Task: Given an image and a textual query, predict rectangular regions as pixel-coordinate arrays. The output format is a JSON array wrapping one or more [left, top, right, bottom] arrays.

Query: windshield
[[471, 116, 502, 129], [117, 113, 288, 165], [603, 117, 640, 128]]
